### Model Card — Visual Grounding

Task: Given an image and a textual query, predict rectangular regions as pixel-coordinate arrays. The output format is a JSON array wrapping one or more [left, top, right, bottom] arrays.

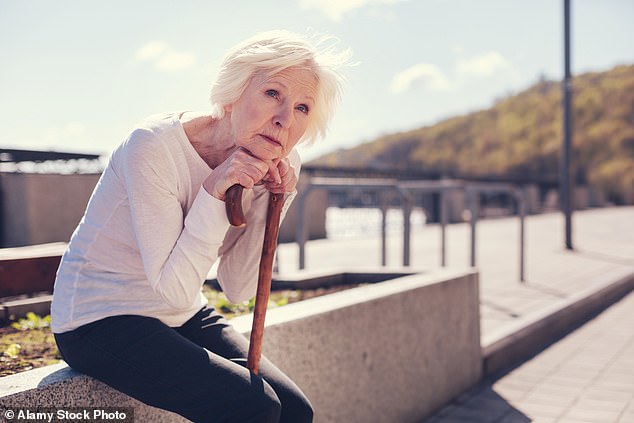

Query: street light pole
[[562, 0, 573, 250]]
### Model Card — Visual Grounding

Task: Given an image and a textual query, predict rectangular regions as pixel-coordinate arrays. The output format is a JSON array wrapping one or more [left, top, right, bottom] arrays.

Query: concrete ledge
[[0, 268, 480, 423], [270, 267, 414, 290], [482, 266, 634, 376], [0, 243, 66, 297], [0, 295, 52, 323], [205, 266, 416, 291], [0, 363, 187, 422]]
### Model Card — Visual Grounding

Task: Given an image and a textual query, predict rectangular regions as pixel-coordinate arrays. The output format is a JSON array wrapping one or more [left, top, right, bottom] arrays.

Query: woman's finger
[[276, 158, 291, 179], [203, 148, 282, 200], [262, 161, 297, 194], [266, 159, 282, 184], [236, 148, 281, 184]]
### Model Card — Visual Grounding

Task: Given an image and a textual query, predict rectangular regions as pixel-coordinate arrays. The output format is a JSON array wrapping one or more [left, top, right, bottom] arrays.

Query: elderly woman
[[51, 30, 349, 423]]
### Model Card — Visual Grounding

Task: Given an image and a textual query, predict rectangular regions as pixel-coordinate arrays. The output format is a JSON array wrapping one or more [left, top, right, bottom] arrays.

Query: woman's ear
[[224, 103, 233, 113]]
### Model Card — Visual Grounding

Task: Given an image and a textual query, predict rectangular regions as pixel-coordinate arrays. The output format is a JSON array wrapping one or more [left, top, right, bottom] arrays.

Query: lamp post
[[562, 0, 573, 250]]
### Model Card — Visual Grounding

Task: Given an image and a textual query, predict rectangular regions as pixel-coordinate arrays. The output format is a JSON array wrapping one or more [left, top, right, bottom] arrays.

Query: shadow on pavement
[[424, 382, 531, 423]]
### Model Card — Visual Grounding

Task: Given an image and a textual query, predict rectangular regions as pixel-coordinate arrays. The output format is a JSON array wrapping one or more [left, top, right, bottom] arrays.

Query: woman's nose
[[274, 106, 293, 129]]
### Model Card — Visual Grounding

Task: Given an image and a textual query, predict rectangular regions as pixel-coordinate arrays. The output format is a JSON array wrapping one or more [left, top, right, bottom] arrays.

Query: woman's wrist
[[203, 175, 224, 201]]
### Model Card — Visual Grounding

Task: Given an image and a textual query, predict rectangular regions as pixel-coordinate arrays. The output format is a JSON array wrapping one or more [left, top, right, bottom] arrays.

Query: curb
[[481, 266, 634, 377]]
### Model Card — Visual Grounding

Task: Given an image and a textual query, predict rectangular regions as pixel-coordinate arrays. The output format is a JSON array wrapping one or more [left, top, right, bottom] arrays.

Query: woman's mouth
[[259, 134, 282, 148]]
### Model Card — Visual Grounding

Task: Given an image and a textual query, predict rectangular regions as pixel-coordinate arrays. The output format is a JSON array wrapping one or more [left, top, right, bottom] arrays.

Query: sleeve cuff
[[184, 185, 231, 245]]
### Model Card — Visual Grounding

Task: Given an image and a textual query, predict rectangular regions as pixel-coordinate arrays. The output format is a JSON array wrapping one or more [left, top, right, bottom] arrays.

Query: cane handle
[[225, 184, 246, 227]]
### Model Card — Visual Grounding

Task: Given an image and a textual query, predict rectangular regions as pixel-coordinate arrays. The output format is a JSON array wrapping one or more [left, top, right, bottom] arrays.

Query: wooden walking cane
[[225, 184, 285, 374]]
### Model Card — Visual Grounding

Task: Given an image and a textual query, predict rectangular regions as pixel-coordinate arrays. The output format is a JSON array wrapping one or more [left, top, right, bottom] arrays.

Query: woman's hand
[[203, 148, 282, 200], [260, 158, 298, 194]]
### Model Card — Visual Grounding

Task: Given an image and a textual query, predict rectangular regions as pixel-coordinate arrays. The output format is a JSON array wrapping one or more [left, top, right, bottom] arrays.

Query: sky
[[1, 0, 632, 162]]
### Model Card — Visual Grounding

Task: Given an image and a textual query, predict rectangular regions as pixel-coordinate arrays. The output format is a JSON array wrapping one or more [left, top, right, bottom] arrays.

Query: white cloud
[[299, 0, 405, 22], [135, 41, 197, 71], [135, 41, 168, 61], [389, 63, 453, 94], [155, 52, 197, 71], [390, 51, 519, 95], [457, 51, 513, 77]]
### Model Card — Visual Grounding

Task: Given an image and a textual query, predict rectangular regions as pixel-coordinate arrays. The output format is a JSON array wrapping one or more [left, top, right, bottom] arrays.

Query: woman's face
[[227, 66, 317, 161]]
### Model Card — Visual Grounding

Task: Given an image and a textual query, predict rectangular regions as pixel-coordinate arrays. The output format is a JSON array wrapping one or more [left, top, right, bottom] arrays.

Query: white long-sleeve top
[[51, 112, 299, 333]]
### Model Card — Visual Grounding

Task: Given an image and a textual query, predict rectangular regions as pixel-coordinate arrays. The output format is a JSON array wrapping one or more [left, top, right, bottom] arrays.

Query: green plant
[[202, 285, 300, 319], [3, 343, 21, 358], [11, 313, 52, 331]]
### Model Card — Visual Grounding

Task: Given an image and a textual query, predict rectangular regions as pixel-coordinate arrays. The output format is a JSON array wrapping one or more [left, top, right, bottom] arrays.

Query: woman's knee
[[254, 388, 282, 423], [242, 379, 312, 423], [234, 378, 281, 423], [300, 397, 315, 422], [181, 378, 281, 423], [280, 390, 313, 423]]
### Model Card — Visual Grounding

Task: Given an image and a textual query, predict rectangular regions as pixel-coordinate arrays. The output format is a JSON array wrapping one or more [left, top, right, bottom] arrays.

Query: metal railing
[[294, 177, 408, 268], [293, 177, 527, 282], [464, 182, 527, 282]]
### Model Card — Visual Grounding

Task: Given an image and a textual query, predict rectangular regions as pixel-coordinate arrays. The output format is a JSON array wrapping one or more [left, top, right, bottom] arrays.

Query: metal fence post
[[517, 186, 526, 282], [440, 189, 448, 267], [398, 189, 412, 267], [380, 196, 387, 267], [402, 201, 411, 267], [296, 188, 310, 270], [469, 188, 479, 268]]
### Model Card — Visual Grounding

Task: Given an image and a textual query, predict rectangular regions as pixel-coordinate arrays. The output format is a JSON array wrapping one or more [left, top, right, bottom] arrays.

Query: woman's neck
[[181, 111, 236, 169]]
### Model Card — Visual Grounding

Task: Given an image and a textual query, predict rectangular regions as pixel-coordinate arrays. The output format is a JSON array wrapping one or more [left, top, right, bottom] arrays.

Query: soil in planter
[[0, 315, 60, 377], [1, 284, 362, 376]]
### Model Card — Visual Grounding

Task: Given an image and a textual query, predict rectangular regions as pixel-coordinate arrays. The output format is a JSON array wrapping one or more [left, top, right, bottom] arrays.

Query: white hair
[[209, 30, 351, 145]]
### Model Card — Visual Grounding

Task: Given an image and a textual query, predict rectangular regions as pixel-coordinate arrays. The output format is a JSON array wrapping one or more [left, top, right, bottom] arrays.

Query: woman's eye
[[296, 104, 309, 114], [265, 89, 279, 99]]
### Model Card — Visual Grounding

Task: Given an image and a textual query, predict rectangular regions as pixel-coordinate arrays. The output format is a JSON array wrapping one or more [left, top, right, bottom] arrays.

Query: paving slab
[[422, 290, 634, 422]]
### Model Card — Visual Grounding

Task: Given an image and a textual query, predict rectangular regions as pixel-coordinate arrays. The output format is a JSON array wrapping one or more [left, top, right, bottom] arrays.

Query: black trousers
[[55, 306, 313, 423]]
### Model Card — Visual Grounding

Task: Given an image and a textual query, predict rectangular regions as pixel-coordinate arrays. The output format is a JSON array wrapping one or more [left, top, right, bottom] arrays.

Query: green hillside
[[311, 64, 634, 203]]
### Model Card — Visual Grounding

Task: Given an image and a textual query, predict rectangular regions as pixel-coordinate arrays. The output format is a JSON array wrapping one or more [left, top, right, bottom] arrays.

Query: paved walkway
[[423, 290, 634, 423], [275, 206, 634, 341]]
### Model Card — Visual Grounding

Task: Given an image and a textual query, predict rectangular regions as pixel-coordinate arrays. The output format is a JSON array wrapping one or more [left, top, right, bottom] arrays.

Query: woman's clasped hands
[[203, 147, 297, 201]]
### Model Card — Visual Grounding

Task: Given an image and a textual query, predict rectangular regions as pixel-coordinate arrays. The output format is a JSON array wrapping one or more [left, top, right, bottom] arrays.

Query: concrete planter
[[1, 268, 480, 423]]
